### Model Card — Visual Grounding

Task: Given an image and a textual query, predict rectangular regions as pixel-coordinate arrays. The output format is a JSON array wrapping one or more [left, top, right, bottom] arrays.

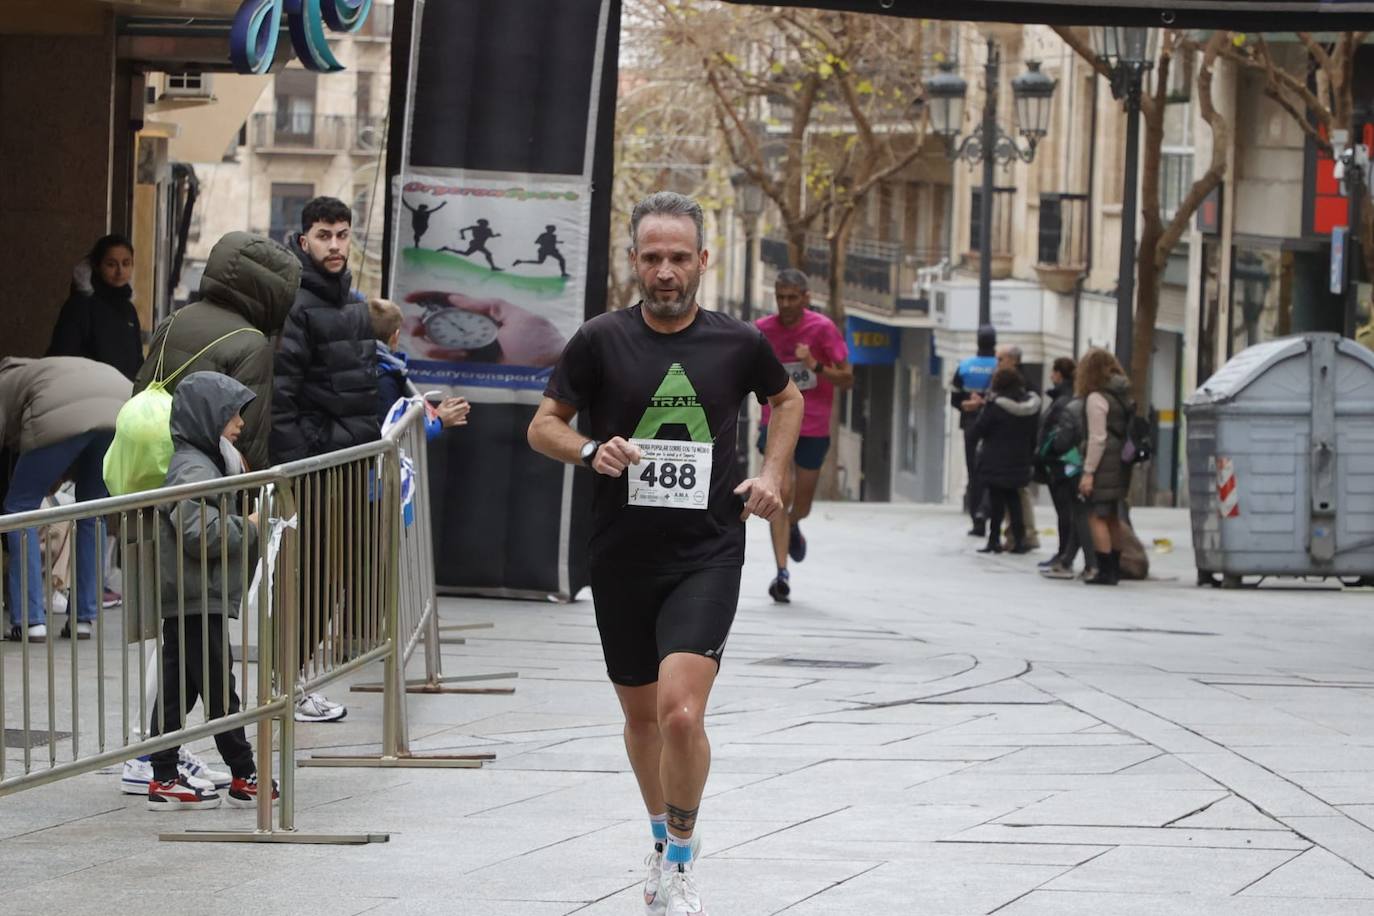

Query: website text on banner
[[391, 173, 590, 401]]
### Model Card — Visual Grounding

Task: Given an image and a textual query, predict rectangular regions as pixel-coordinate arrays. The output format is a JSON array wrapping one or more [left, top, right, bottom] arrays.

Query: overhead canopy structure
[[723, 0, 1374, 30]]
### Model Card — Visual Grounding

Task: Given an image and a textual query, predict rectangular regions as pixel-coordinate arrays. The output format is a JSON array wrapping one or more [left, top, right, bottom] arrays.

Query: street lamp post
[[731, 170, 766, 322], [731, 170, 766, 478], [925, 42, 1057, 327], [1093, 27, 1155, 372]]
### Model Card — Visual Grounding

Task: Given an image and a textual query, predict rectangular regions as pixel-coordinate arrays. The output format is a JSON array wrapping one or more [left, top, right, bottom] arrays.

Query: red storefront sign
[[1314, 123, 1374, 235]]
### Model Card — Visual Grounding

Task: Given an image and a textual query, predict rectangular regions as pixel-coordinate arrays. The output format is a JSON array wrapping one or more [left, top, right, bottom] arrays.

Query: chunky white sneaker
[[665, 858, 708, 915], [294, 692, 347, 722], [120, 756, 154, 795], [652, 834, 702, 914], [179, 747, 231, 790], [8, 624, 47, 643], [644, 845, 667, 915], [120, 755, 217, 795]]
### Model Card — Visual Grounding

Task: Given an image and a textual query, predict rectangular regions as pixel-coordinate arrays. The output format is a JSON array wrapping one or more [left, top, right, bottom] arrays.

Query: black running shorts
[[589, 565, 742, 687]]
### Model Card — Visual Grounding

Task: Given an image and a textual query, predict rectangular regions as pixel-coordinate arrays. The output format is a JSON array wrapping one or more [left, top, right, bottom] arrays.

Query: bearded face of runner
[[632, 214, 707, 321]]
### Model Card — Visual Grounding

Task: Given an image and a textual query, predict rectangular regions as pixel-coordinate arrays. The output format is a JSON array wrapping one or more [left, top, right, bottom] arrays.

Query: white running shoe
[[644, 845, 667, 915], [665, 858, 708, 915], [650, 834, 702, 915], [294, 692, 347, 722], [120, 755, 218, 795], [178, 747, 231, 789]]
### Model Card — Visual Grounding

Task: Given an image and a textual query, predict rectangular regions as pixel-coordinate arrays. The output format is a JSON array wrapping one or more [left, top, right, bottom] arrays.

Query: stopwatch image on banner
[[391, 170, 590, 398]]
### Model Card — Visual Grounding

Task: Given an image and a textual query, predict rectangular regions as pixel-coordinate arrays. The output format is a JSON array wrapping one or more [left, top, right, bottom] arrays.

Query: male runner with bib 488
[[529, 192, 803, 916]]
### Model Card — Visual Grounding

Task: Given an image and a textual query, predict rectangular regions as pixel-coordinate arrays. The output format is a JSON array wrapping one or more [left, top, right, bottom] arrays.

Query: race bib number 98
[[784, 361, 818, 391], [628, 439, 712, 510]]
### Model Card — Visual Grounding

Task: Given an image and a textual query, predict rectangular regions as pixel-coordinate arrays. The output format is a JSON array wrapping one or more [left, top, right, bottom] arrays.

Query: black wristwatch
[[580, 439, 602, 469]]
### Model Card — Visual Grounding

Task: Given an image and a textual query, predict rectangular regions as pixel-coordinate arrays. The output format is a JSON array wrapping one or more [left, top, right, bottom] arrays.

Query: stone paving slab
[[1039, 844, 1302, 895], [6, 504, 1374, 914], [998, 890, 1374, 915]]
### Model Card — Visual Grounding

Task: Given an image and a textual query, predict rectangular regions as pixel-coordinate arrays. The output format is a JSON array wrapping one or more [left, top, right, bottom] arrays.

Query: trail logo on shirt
[[632, 363, 711, 444]]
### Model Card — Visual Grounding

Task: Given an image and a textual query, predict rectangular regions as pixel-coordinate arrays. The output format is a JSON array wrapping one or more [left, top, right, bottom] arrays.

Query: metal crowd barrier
[[298, 393, 515, 770], [0, 399, 506, 843]]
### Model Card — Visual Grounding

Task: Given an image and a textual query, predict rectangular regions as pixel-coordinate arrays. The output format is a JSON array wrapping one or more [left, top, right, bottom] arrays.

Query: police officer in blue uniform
[[951, 324, 998, 537]]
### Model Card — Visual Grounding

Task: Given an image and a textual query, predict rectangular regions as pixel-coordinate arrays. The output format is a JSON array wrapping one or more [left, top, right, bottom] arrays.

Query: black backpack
[[1109, 391, 1153, 466]]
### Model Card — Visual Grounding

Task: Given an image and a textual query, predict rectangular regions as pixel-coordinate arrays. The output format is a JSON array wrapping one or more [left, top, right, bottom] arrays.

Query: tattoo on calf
[[666, 802, 699, 835]]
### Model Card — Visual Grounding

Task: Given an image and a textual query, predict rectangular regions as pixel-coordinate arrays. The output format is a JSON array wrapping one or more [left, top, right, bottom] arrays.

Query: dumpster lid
[[1185, 335, 1315, 407]]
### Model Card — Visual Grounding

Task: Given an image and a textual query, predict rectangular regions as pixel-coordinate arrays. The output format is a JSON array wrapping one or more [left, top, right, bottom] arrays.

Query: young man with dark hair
[[271, 196, 378, 724], [529, 191, 803, 916], [272, 197, 378, 463]]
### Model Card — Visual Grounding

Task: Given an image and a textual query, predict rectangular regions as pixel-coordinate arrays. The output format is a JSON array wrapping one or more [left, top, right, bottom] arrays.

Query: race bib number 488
[[628, 439, 712, 510]]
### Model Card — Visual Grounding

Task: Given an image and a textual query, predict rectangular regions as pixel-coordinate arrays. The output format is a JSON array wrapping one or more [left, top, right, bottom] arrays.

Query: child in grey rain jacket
[[146, 371, 274, 810]]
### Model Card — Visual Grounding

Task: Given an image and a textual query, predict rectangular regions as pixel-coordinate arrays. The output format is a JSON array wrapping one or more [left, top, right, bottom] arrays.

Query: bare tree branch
[[1296, 31, 1334, 74], [1157, 31, 1229, 259], [1051, 25, 1113, 81]]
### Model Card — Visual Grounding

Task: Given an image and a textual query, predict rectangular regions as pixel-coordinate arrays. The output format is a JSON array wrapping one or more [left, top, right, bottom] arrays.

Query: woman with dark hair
[[47, 234, 143, 381], [1075, 347, 1135, 585], [972, 367, 1041, 554], [1038, 356, 1082, 578]]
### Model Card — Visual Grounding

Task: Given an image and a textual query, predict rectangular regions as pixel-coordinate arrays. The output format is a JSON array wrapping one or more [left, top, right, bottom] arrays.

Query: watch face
[[423, 309, 500, 350]]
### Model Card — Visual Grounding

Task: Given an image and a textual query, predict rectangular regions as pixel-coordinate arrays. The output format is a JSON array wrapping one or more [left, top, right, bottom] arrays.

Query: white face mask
[[219, 437, 244, 476]]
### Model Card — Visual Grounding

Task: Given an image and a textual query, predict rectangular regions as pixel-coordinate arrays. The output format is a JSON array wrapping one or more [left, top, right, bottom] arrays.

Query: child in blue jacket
[[369, 298, 469, 437]]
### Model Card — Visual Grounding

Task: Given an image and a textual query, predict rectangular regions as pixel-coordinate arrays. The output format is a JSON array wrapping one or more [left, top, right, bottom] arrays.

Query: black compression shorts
[[589, 565, 742, 687]]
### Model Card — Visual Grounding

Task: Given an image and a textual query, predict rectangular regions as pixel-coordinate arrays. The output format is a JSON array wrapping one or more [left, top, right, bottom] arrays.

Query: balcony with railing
[[251, 113, 385, 155], [759, 232, 948, 318], [1034, 192, 1089, 293]]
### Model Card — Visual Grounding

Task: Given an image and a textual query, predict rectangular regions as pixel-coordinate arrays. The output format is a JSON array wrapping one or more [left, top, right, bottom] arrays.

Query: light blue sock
[[666, 834, 693, 866], [650, 813, 668, 848]]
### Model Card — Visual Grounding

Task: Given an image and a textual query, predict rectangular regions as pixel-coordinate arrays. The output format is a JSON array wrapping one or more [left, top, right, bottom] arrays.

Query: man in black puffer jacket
[[272, 197, 376, 725], [271, 197, 378, 465]]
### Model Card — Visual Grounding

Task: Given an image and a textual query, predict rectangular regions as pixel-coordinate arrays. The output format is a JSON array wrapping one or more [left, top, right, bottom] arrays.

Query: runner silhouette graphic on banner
[[441, 218, 503, 272], [512, 225, 570, 278]]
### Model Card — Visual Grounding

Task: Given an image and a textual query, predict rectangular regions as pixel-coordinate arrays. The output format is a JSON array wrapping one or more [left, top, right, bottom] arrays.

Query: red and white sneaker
[[147, 775, 221, 810], [226, 774, 279, 808]]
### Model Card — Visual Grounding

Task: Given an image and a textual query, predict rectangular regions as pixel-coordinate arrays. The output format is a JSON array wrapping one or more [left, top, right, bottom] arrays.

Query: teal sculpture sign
[[230, 0, 373, 74]]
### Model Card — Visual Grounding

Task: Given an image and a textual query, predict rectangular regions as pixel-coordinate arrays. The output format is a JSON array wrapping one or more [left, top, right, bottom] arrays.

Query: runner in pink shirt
[[755, 268, 853, 602]]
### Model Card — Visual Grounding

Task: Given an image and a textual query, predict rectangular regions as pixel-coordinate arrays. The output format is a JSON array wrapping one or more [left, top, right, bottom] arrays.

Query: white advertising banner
[[390, 170, 590, 401]]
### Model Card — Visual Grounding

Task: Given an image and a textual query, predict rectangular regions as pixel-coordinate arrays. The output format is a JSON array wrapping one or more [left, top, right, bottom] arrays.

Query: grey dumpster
[[1184, 333, 1374, 586]]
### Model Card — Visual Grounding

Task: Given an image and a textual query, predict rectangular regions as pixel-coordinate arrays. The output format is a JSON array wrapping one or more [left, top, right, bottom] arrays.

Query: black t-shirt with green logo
[[545, 303, 790, 573]]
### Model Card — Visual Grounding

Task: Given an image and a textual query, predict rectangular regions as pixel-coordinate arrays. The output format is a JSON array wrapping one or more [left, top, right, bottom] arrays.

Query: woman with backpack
[[1076, 348, 1136, 585], [133, 232, 300, 473]]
